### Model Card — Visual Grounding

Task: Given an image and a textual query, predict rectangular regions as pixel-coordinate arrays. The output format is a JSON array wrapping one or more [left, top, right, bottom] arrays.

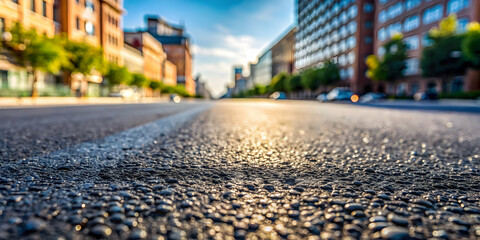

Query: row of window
[[299, 0, 356, 23], [76, 18, 95, 36], [298, 4, 358, 42], [107, 14, 120, 28], [108, 34, 120, 47], [76, 0, 95, 11], [378, 14, 469, 42], [296, 39, 357, 69], [297, 20, 358, 51], [28, 0, 48, 17], [379, 0, 469, 24], [296, 35, 357, 61]]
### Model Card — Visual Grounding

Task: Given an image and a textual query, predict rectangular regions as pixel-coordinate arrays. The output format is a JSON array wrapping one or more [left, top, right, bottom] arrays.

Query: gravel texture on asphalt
[[0, 103, 198, 161], [0, 100, 479, 240]]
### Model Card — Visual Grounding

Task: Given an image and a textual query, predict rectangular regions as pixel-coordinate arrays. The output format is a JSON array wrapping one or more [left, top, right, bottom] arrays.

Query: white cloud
[[193, 33, 264, 97]]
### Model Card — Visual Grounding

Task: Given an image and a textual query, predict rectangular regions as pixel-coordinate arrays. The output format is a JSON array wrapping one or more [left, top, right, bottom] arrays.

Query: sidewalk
[[0, 97, 170, 108], [357, 99, 480, 113]]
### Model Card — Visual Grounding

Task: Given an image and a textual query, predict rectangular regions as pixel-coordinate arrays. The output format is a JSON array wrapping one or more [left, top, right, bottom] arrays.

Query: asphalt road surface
[[0, 100, 479, 240]]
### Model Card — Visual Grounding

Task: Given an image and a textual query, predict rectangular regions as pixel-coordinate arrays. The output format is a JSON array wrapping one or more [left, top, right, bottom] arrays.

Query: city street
[[0, 100, 479, 239]]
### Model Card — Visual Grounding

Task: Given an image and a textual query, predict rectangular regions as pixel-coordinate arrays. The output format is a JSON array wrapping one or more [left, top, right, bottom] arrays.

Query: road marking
[[30, 104, 212, 169]]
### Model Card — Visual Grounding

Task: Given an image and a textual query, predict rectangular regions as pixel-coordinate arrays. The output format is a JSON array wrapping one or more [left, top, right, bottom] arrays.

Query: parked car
[[359, 92, 387, 103], [270, 91, 287, 100], [316, 93, 328, 102], [326, 87, 353, 101], [413, 91, 439, 101], [170, 94, 182, 103]]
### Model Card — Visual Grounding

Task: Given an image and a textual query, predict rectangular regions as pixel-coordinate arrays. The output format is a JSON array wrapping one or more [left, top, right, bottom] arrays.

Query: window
[[365, 36, 373, 44], [347, 36, 356, 49], [378, 27, 387, 41], [404, 58, 419, 76], [42, 0, 47, 17], [348, 21, 357, 34], [85, 0, 94, 11], [404, 15, 419, 32], [364, 3, 374, 13], [0, 18, 4, 34], [388, 2, 403, 20], [12, 0, 19, 4], [349, 5, 358, 19], [387, 22, 402, 36], [457, 18, 469, 33], [422, 33, 433, 47], [85, 22, 94, 35], [365, 21, 373, 29], [447, 0, 469, 14], [31, 0, 36, 12], [380, 0, 389, 4], [378, 46, 386, 56], [347, 52, 356, 64], [404, 35, 419, 50], [76, 17, 80, 30], [405, 0, 421, 11], [379, 10, 388, 23], [423, 4, 443, 25]]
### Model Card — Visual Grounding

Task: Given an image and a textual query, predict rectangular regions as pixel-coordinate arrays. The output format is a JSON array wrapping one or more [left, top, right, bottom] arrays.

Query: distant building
[[98, 0, 124, 66], [122, 43, 144, 74], [163, 60, 177, 86], [124, 32, 165, 82], [146, 16, 195, 95], [295, 0, 375, 93], [195, 76, 211, 99], [251, 49, 272, 86], [271, 27, 297, 77], [374, 0, 480, 95]]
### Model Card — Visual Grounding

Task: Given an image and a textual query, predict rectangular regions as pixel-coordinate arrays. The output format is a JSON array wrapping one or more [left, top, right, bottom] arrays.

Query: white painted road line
[[29, 104, 213, 169]]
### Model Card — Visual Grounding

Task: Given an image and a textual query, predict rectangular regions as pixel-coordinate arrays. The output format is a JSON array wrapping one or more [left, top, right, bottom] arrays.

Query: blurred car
[[109, 88, 137, 98], [359, 92, 387, 103], [270, 91, 287, 100], [316, 93, 328, 102], [170, 94, 182, 103], [326, 87, 353, 101], [413, 91, 438, 101]]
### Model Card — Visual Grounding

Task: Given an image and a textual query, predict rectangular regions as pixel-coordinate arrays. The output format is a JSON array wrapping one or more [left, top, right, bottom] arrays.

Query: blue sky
[[124, 0, 295, 97]]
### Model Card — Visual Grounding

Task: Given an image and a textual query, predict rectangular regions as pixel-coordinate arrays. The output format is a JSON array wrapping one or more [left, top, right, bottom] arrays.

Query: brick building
[[0, 0, 57, 93], [271, 27, 297, 77], [146, 16, 195, 95], [295, 0, 375, 94], [124, 31, 165, 83], [374, 0, 480, 95], [163, 60, 177, 86]]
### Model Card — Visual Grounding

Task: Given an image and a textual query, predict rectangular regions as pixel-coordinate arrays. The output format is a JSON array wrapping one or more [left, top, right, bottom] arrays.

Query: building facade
[[122, 43, 143, 74], [124, 32, 165, 83], [99, 0, 123, 65], [251, 49, 272, 86], [295, 0, 375, 93], [146, 16, 195, 95], [163, 59, 177, 86], [271, 27, 297, 77], [374, 0, 480, 95], [0, 0, 58, 95]]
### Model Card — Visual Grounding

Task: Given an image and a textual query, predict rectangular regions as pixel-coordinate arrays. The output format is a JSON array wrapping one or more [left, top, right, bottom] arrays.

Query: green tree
[[366, 33, 407, 95], [421, 14, 468, 92], [300, 68, 321, 91], [130, 73, 150, 88], [462, 22, 480, 69], [149, 81, 162, 90], [105, 63, 132, 87], [62, 40, 105, 79], [285, 74, 302, 93], [319, 61, 340, 86], [271, 72, 288, 92], [1, 23, 67, 97]]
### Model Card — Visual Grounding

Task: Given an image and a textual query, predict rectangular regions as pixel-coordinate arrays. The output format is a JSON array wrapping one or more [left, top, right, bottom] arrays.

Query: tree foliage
[[286, 74, 302, 93], [130, 73, 150, 88], [421, 14, 468, 81], [366, 33, 407, 83], [462, 22, 480, 69], [62, 39, 105, 75], [105, 63, 132, 87], [1, 23, 67, 96], [271, 73, 289, 92]]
